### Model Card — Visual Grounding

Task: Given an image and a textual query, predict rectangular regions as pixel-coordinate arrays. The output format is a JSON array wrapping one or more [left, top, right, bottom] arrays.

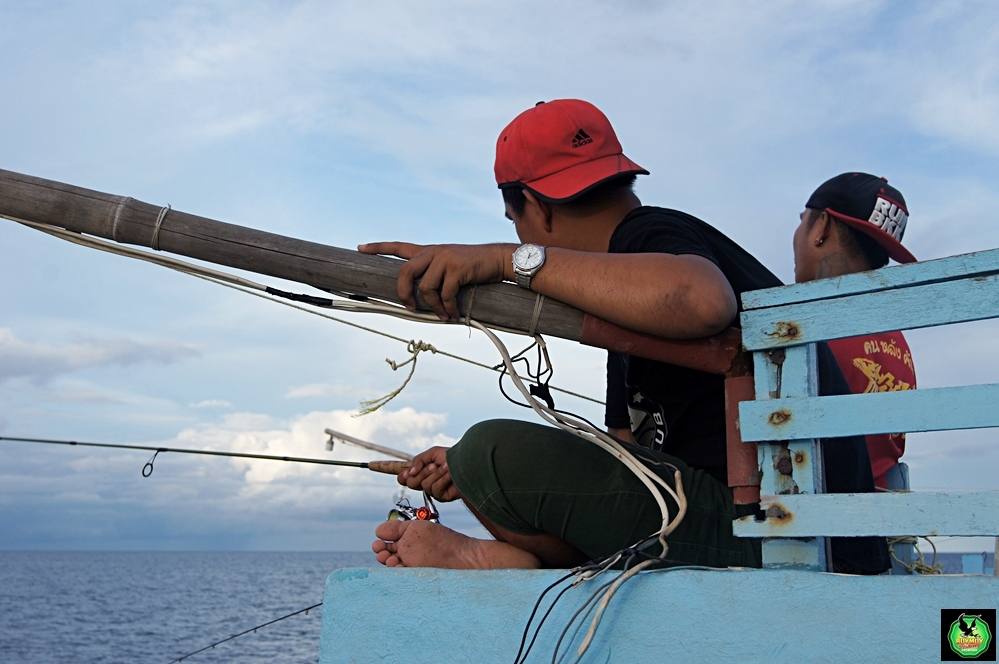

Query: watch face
[[514, 244, 545, 271]]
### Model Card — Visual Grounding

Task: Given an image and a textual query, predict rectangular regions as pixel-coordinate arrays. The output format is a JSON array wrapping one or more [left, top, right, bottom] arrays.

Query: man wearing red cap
[[793, 173, 918, 490], [363, 100, 888, 573]]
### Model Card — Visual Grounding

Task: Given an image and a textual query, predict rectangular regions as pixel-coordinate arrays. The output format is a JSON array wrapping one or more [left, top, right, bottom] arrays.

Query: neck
[[552, 192, 641, 252], [814, 250, 871, 280]]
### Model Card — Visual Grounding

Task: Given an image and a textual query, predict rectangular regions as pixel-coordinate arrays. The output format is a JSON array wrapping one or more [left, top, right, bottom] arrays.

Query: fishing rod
[[0, 436, 407, 476], [324, 428, 413, 461], [0, 435, 441, 522]]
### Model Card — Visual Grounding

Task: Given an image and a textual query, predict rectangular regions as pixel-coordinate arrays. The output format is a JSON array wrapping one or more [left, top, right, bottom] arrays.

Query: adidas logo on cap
[[572, 129, 593, 148]]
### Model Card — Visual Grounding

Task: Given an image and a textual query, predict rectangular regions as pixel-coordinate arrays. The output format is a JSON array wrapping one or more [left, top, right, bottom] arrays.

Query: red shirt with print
[[826, 332, 916, 489]]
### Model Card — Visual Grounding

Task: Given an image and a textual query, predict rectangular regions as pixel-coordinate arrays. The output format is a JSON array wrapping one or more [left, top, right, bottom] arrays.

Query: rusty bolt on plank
[[766, 321, 800, 342], [768, 409, 792, 426], [793, 451, 806, 464], [765, 504, 792, 521]]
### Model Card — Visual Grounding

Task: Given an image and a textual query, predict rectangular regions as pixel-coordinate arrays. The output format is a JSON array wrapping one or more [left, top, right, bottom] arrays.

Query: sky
[[1, 0, 998, 553]]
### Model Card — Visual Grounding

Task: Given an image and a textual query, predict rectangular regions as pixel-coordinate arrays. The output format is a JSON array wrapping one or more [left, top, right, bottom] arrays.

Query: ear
[[809, 210, 833, 247], [522, 190, 553, 233]]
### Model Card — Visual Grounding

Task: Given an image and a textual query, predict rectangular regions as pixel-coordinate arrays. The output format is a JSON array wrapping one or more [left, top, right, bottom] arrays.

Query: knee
[[447, 419, 538, 475], [448, 419, 512, 467]]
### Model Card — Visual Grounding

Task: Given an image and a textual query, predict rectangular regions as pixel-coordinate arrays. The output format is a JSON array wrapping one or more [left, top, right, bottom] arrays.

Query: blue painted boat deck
[[321, 566, 998, 663]]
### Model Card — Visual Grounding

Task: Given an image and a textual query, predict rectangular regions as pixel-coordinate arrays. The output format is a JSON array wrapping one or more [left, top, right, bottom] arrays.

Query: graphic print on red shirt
[[826, 332, 916, 489]]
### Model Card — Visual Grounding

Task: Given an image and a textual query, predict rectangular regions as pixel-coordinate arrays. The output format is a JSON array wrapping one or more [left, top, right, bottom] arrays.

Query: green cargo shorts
[[446, 419, 761, 568]]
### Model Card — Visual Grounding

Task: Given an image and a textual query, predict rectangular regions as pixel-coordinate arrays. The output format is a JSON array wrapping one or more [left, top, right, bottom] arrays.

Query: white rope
[[472, 320, 687, 660], [9, 214, 688, 655], [4, 216, 603, 406], [151, 204, 171, 250], [355, 340, 438, 415], [528, 293, 545, 337], [8, 215, 677, 513]]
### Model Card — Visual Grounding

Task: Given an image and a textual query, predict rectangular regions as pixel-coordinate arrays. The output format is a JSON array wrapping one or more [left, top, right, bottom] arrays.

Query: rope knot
[[357, 340, 438, 416]]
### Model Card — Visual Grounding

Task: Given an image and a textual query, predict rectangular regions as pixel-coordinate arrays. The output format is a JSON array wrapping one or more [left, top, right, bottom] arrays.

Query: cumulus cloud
[[2, 2, 997, 552], [0, 405, 469, 549], [0, 328, 198, 383], [175, 407, 450, 488]]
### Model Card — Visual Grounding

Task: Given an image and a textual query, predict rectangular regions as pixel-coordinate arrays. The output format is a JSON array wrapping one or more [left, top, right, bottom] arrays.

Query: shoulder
[[609, 206, 713, 252], [614, 206, 708, 233]]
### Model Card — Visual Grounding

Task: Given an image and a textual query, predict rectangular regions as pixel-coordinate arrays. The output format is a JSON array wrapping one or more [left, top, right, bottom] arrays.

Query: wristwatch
[[512, 243, 546, 289]]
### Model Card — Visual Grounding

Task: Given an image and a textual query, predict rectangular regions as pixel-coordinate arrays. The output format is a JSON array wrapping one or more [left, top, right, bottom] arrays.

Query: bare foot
[[371, 520, 540, 569]]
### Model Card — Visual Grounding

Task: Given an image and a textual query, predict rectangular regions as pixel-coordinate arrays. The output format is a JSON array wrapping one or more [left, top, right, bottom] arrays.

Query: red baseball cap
[[494, 99, 648, 202]]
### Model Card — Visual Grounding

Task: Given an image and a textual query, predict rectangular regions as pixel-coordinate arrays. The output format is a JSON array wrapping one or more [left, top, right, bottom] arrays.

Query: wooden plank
[[739, 383, 999, 441], [0, 168, 745, 373], [734, 492, 999, 537], [777, 346, 825, 496], [741, 273, 999, 350], [742, 247, 999, 310], [751, 345, 828, 570]]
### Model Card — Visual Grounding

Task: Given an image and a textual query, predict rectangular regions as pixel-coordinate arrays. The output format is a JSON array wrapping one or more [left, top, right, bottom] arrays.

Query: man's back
[[828, 331, 916, 488]]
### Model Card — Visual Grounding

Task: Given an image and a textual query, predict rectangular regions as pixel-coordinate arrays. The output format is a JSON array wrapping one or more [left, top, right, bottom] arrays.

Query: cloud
[[895, 7, 999, 155], [0, 327, 198, 383], [0, 405, 470, 549], [2, 2, 997, 553], [175, 406, 450, 488], [189, 399, 232, 409], [285, 383, 360, 399]]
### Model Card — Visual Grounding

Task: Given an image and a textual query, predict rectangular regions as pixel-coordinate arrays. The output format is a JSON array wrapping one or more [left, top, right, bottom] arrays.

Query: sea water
[[0, 551, 992, 663], [0, 551, 370, 663]]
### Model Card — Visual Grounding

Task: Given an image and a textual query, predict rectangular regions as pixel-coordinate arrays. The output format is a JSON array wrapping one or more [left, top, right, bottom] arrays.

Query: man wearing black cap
[[362, 101, 888, 574], [793, 173, 917, 489]]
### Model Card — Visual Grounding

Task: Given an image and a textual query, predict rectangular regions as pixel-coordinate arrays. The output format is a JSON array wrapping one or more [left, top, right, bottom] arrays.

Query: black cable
[[551, 575, 619, 664], [553, 563, 724, 664], [516, 581, 576, 664], [264, 286, 335, 308], [168, 601, 322, 662], [512, 569, 577, 664]]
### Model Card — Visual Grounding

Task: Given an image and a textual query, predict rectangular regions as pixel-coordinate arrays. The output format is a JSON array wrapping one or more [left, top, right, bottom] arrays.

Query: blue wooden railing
[[321, 248, 999, 663], [733, 248, 999, 570]]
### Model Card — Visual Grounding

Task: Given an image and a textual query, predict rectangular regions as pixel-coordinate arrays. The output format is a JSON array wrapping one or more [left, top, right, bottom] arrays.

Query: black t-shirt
[[605, 206, 889, 574], [605, 206, 782, 479]]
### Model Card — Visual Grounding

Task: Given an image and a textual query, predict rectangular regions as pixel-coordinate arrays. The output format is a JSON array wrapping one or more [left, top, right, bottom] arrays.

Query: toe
[[375, 550, 393, 565], [375, 519, 409, 542], [385, 554, 404, 567], [372, 539, 387, 554]]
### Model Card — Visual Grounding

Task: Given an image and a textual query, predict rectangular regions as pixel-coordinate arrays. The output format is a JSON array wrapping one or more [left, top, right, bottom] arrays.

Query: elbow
[[663, 284, 736, 339], [698, 287, 738, 336]]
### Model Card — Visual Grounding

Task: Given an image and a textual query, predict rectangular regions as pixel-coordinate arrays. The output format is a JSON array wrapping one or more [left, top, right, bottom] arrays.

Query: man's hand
[[358, 242, 515, 321], [397, 445, 461, 502]]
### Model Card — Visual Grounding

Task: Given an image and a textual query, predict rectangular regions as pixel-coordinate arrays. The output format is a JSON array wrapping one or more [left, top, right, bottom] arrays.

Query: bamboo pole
[[0, 168, 744, 374]]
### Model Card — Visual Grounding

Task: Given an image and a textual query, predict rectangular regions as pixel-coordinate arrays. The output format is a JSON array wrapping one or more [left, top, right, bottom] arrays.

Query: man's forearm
[[505, 247, 737, 339]]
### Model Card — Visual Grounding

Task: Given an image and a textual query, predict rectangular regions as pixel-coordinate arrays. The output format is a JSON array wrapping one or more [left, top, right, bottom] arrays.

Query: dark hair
[[837, 223, 889, 269], [501, 174, 638, 217], [805, 208, 890, 270]]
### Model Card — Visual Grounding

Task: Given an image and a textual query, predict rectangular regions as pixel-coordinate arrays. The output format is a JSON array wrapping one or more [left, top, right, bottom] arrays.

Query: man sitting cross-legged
[[363, 99, 888, 574]]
